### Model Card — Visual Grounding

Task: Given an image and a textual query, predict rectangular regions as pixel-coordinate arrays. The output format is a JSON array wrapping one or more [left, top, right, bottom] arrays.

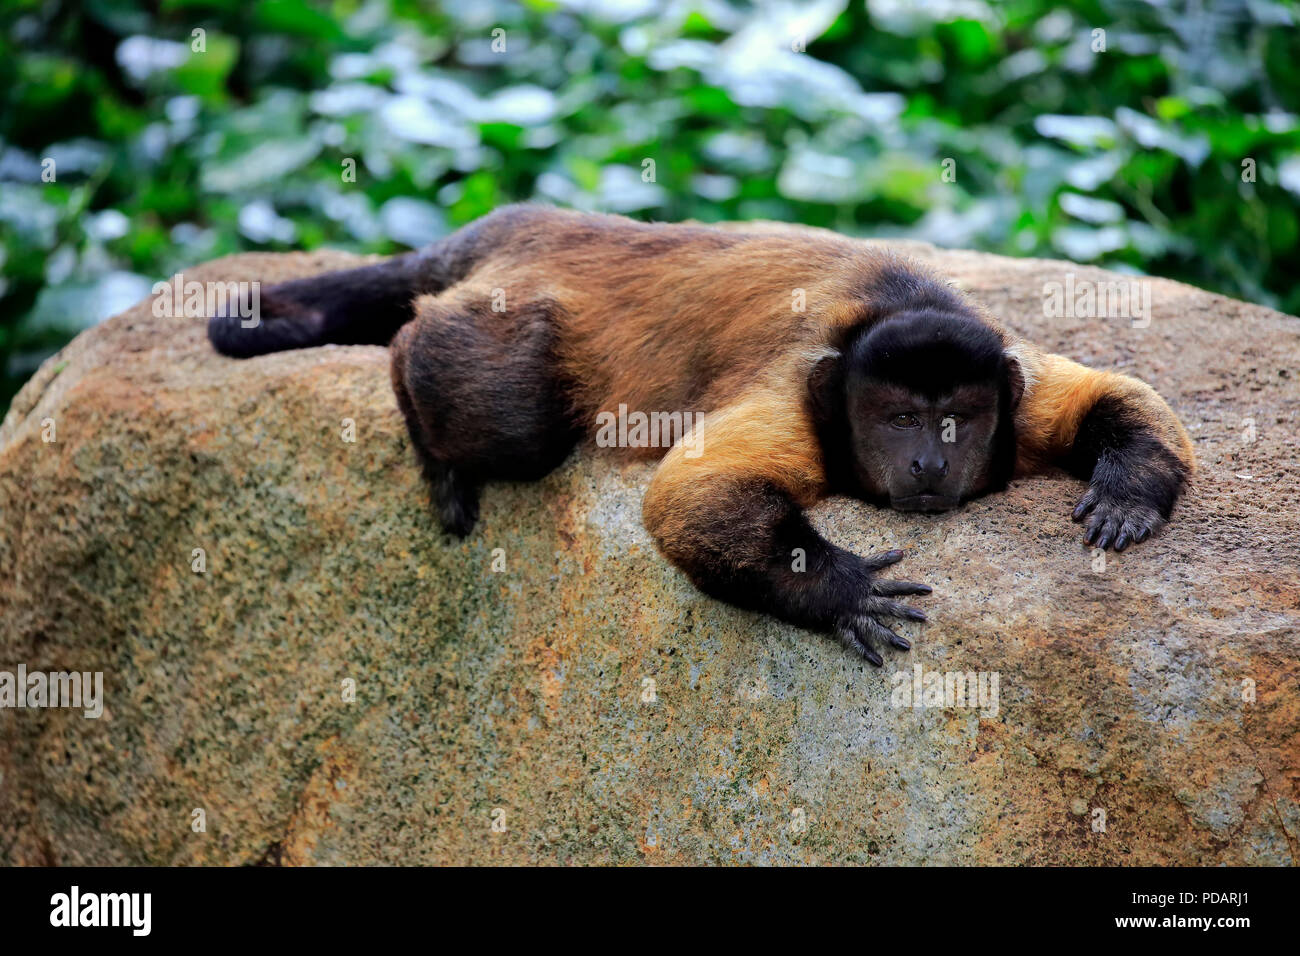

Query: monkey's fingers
[[834, 613, 911, 665], [865, 596, 927, 622], [1114, 524, 1152, 552], [871, 579, 932, 597], [1110, 515, 1159, 551], [1082, 510, 1115, 549], [1082, 501, 1161, 551], [861, 548, 906, 571], [863, 615, 912, 651], [833, 620, 883, 666], [1071, 488, 1100, 521]]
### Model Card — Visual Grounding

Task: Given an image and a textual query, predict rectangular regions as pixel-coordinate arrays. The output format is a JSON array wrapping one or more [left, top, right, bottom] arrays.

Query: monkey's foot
[[1072, 489, 1163, 552], [833, 549, 931, 665]]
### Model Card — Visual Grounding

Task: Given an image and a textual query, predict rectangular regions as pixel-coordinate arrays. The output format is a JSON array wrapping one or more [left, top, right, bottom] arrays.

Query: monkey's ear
[[807, 351, 844, 423], [1004, 354, 1026, 409]]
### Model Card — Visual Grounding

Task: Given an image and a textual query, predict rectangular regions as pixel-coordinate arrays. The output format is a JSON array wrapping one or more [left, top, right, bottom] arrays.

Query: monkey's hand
[[641, 390, 932, 666], [1071, 484, 1164, 552], [1066, 414, 1188, 552], [1014, 352, 1193, 553], [830, 549, 931, 665], [643, 464, 932, 664]]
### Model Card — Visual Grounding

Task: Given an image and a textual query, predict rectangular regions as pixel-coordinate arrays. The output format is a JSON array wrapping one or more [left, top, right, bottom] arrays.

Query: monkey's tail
[[207, 250, 443, 358]]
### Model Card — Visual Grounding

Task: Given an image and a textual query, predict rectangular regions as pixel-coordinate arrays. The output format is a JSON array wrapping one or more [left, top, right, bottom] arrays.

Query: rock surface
[[1, 235, 1297, 866]]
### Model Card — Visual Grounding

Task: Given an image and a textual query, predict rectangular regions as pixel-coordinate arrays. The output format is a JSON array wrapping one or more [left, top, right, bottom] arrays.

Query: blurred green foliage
[[2, 0, 1298, 412]]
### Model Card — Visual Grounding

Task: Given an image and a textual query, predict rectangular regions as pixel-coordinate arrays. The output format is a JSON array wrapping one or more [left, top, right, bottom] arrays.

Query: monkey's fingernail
[[891, 635, 911, 650], [1072, 503, 1088, 520], [916, 584, 932, 594], [1114, 533, 1130, 551], [907, 608, 927, 621], [863, 649, 884, 667], [1096, 533, 1113, 550]]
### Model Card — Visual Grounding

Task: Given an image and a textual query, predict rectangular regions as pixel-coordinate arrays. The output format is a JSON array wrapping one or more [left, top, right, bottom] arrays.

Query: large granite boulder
[[1, 235, 1296, 864]]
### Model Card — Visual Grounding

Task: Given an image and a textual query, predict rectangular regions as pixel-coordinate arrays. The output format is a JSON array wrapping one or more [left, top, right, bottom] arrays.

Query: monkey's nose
[[911, 457, 949, 480]]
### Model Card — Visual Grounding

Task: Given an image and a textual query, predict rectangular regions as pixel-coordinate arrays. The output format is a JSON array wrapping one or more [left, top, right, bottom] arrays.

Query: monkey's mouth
[[891, 493, 959, 513]]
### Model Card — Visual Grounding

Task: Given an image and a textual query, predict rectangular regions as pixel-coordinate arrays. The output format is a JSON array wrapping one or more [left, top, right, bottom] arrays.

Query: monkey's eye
[[889, 414, 922, 429]]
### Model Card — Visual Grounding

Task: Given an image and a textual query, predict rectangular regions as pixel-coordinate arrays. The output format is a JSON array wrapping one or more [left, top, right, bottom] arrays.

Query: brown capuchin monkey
[[208, 205, 1195, 664]]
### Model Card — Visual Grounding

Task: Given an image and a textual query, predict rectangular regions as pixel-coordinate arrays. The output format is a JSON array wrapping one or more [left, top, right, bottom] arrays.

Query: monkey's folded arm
[[1011, 344, 1195, 550], [641, 388, 929, 663]]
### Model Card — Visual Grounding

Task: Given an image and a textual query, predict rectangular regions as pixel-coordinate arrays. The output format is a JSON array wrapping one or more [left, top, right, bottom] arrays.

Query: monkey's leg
[[642, 389, 930, 664], [208, 252, 439, 357], [207, 207, 554, 358], [390, 284, 581, 537], [1016, 351, 1195, 551]]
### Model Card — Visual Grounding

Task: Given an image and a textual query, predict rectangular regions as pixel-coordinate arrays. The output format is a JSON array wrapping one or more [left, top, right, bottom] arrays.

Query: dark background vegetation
[[1, 0, 1297, 412]]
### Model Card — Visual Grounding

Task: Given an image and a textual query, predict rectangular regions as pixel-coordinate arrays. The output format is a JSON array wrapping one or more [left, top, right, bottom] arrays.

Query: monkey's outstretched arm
[[1012, 346, 1195, 550], [641, 389, 930, 664]]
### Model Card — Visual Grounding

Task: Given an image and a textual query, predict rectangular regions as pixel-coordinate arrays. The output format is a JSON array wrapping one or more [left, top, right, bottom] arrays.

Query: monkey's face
[[848, 380, 1003, 512], [810, 309, 1022, 512]]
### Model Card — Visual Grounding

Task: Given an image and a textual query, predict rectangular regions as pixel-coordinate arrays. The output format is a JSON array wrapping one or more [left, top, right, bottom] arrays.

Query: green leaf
[[173, 33, 239, 104]]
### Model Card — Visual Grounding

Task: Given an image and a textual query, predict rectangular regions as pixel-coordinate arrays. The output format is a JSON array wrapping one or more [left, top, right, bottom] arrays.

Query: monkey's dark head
[[810, 309, 1024, 512]]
